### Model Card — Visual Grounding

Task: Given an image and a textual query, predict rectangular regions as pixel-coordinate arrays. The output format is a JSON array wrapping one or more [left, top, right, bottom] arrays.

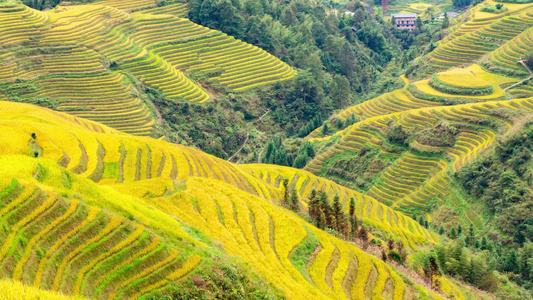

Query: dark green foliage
[[433, 240, 498, 292], [450, 227, 457, 239], [297, 115, 323, 138], [452, 0, 472, 7], [456, 123, 533, 235], [290, 189, 299, 212], [442, 13, 449, 29], [387, 125, 409, 145], [282, 178, 290, 207], [292, 141, 316, 169], [322, 122, 329, 136], [262, 134, 292, 166]]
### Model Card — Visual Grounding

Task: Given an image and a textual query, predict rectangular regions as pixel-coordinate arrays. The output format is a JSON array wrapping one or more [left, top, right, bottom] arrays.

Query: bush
[[480, 4, 509, 13]]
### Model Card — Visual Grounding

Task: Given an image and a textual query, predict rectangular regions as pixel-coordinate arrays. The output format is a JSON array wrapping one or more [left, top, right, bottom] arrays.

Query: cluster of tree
[[261, 134, 293, 166], [296, 115, 323, 138], [292, 141, 316, 168], [304, 191, 380, 249], [454, 123, 533, 289], [381, 237, 408, 265], [451, 0, 472, 8], [413, 213, 430, 229], [189, 0, 436, 136], [411, 237, 498, 292], [456, 123, 533, 235], [261, 134, 316, 168]]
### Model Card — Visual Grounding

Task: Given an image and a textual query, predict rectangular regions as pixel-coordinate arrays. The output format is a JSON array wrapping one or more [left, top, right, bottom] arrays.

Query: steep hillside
[[415, 0, 533, 78], [0, 0, 295, 136], [0, 101, 469, 299], [297, 1, 533, 295]]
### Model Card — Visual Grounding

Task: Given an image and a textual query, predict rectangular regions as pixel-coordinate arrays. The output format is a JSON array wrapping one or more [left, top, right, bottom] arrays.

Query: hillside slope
[[0, 101, 461, 299], [302, 0, 533, 252], [0, 1, 295, 136]]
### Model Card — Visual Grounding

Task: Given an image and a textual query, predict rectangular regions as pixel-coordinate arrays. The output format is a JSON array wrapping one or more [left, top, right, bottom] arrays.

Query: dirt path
[[503, 59, 533, 92]]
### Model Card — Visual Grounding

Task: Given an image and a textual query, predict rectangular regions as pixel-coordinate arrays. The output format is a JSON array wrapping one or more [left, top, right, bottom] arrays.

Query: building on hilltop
[[391, 13, 417, 31]]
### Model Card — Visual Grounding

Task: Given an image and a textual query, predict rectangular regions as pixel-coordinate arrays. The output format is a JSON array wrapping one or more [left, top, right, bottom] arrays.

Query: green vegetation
[[480, 4, 509, 13]]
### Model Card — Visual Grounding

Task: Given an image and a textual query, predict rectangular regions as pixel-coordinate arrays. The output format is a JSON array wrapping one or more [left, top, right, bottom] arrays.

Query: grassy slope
[[0, 101, 456, 299]]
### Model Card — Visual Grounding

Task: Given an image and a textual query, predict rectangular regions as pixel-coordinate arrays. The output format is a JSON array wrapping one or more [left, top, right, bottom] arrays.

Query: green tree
[[332, 194, 342, 231], [415, 16, 423, 31], [349, 197, 356, 216], [442, 12, 449, 29], [308, 189, 319, 223], [322, 122, 329, 136], [290, 189, 299, 211], [450, 227, 457, 239], [504, 250, 519, 273], [320, 191, 332, 228], [331, 74, 351, 109], [352, 8, 365, 27], [282, 178, 290, 206]]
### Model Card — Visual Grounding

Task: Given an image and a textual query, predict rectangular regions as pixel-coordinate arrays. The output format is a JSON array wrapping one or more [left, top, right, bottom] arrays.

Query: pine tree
[[322, 122, 329, 136], [332, 194, 342, 231], [458, 224, 463, 235], [481, 236, 488, 250], [320, 192, 332, 228], [439, 225, 445, 235], [505, 250, 519, 273], [282, 178, 290, 207], [418, 216, 424, 225], [450, 227, 457, 239], [349, 197, 355, 216], [290, 189, 299, 211], [442, 12, 449, 29], [308, 189, 319, 222], [424, 220, 429, 228]]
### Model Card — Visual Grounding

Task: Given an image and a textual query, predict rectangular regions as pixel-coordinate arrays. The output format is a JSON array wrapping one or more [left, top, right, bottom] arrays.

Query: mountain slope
[[0, 101, 462, 299], [0, 1, 295, 136]]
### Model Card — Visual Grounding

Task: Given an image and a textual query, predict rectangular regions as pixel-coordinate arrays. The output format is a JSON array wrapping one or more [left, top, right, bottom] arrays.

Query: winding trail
[[227, 109, 270, 162], [504, 59, 533, 92]]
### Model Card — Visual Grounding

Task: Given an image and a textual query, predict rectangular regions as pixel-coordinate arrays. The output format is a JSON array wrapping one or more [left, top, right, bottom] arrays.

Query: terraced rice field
[[0, 2, 295, 135], [241, 164, 438, 249], [425, 3, 533, 74], [0, 179, 201, 299], [150, 177, 414, 300], [0, 101, 434, 250], [305, 94, 530, 216], [484, 26, 533, 75], [0, 101, 453, 299]]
